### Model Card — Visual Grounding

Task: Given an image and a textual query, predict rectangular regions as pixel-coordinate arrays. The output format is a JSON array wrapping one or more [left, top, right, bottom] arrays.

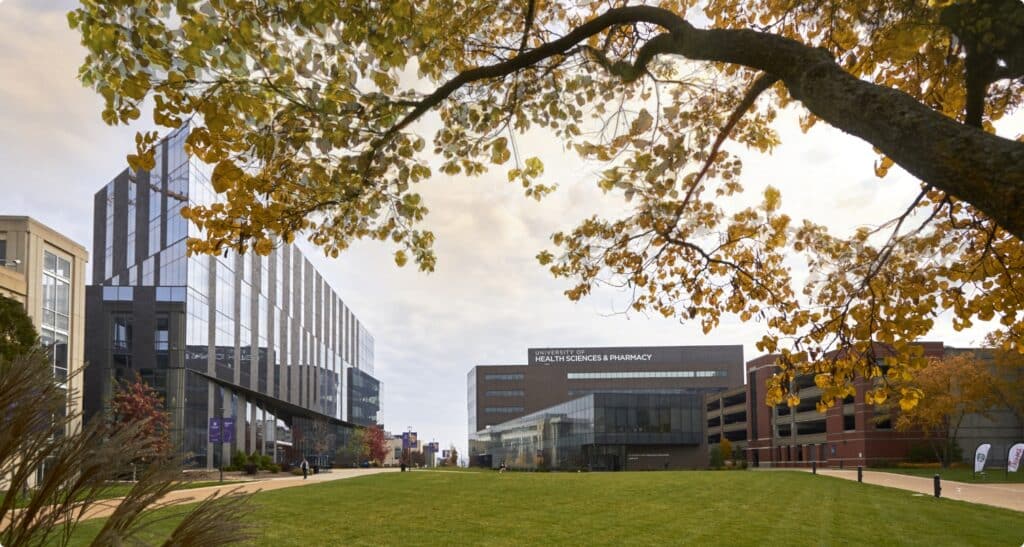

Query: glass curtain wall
[[93, 123, 373, 467], [41, 251, 72, 383], [480, 393, 703, 471]]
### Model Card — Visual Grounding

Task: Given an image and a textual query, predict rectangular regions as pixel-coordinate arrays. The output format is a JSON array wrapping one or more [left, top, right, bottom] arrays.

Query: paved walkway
[[802, 468, 1024, 512], [73, 467, 398, 521]]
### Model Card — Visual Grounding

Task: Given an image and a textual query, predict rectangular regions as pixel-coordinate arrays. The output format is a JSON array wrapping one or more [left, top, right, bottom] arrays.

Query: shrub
[[259, 454, 273, 470], [907, 443, 940, 463], [268, 463, 281, 473], [709, 446, 723, 469], [720, 438, 733, 462], [896, 462, 942, 469], [232, 450, 248, 468]]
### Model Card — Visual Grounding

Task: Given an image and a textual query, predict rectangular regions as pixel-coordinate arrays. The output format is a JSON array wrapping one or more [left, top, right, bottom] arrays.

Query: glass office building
[[84, 125, 381, 468], [472, 393, 705, 471], [347, 367, 381, 427], [468, 346, 743, 436], [468, 346, 742, 469]]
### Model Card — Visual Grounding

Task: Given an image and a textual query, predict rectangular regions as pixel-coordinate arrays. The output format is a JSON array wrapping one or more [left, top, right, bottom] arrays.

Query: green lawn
[[876, 467, 1024, 483], [4, 480, 241, 508], [90, 479, 245, 499], [67, 470, 1024, 546]]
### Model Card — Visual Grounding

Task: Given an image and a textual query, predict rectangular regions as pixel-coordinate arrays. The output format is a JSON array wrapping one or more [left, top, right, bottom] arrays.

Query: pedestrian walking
[[301, 458, 309, 480]]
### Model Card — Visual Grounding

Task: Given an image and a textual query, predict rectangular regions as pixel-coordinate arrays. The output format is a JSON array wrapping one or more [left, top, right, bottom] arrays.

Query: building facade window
[[142, 256, 154, 286], [484, 390, 525, 397], [566, 370, 727, 380], [159, 240, 187, 286], [104, 182, 114, 281], [41, 251, 72, 382], [484, 373, 524, 381], [484, 407, 524, 414], [112, 315, 132, 353], [102, 286, 134, 301], [127, 178, 136, 267]]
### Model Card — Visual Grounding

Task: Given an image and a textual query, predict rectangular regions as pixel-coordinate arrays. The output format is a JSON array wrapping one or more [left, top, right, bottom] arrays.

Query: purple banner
[[222, 417, 235, 443], [208, 417, 222, 443]]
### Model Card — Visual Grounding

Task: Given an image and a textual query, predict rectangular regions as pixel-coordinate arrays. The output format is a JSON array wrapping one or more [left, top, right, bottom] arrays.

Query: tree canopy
[[70, 0, 1024, 409], [109, 374, 173, 459], [0, 295, 38, 362], [364, 425, 390, 464], [893, 351, 997, 467]]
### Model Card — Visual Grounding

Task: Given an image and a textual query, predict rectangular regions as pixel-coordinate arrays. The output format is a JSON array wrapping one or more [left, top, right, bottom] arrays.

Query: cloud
[[0, 1, 157, 247]]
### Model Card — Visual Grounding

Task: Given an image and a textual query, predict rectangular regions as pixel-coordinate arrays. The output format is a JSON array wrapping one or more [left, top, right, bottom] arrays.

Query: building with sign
[[82, 124, 381, 469], [467, 345, 743, 470]]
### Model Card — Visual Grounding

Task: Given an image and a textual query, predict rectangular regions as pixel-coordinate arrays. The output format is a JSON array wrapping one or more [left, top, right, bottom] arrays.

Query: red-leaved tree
[[110, 375, 172, 459], [364, 426, 388, 466]]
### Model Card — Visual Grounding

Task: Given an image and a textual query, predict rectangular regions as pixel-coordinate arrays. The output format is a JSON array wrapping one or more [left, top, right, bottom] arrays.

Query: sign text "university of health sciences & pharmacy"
[[528, 347, 668, 366]]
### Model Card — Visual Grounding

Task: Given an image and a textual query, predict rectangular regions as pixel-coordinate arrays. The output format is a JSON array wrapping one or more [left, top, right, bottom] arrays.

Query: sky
[[1, 0, 1020, 460]]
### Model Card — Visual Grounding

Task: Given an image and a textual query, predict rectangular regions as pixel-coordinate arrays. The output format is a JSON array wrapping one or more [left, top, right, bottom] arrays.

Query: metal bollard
[[933, 474, 941, 498], [812, 461, 817, 475], [857, 465, 863, 483]]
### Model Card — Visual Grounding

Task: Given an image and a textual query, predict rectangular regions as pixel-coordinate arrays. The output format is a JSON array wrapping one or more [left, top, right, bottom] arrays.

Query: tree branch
[[518, 0, 537, 54], [691, 72, 780, 190], [362, 5, 1024, 239]]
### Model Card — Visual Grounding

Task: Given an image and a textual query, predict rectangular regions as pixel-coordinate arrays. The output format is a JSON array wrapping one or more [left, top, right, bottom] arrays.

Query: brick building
[[743, 344, 945, 468]]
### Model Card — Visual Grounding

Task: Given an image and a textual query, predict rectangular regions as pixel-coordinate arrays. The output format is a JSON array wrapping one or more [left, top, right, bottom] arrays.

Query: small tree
[[446, 445, 459, 467], [336, 428, 365, 467], [309, 417, 334, 465], [895, 353, 999, 468], [109, 375, 172, 459], [363, 426, 388, 466], [0, 295, 37, 362], [719, 438, 733, 464], [405, 449, 426, 468], [708, 446, 724, 470]]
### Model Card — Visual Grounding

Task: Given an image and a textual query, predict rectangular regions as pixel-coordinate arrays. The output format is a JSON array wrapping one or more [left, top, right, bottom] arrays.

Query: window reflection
[[478, 393, 703, 471]]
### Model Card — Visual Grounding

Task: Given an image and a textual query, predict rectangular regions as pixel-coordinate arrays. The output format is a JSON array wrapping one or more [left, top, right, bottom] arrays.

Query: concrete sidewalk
[[75, 467, 398, 521], [805, 468, 1024, 512]]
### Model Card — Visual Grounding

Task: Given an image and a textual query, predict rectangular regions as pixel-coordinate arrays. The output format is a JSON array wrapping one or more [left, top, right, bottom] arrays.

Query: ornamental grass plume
[[1, 344, 254, 545]]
